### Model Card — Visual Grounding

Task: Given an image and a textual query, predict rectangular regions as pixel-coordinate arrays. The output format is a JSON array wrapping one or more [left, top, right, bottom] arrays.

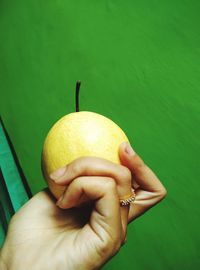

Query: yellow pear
[[41, 82, 129, 198]]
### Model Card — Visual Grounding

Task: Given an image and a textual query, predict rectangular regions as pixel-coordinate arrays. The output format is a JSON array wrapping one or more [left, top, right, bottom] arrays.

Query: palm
[[7, 189, 106, 269]]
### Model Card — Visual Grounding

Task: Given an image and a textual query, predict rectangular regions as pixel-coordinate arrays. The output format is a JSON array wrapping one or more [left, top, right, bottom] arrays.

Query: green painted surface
[[0, 0, 200, 269]]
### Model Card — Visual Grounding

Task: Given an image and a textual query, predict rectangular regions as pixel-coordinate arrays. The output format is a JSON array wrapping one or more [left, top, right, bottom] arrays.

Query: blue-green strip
[[0, 122, 29, 213]]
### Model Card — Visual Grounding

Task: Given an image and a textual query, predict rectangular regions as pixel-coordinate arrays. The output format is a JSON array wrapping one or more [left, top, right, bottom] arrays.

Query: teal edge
[[0, 122, 29, 214]]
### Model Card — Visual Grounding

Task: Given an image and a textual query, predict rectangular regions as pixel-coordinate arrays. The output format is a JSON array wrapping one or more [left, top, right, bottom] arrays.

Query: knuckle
[[104, 177, 116, 190], [119, 165, 132, 184], [156, 186, 167, 201], [159, 187, 167, 198], [70, 159, 81, 176], [70, 157, 93, 176], [72, 176, 83, 186]]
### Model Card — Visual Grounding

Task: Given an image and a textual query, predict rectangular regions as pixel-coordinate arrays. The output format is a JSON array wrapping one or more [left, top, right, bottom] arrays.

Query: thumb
[[119, 141, 136, 163], [118, 141, 140, 189], [119, 141, 143, 171], [118, 142, 167, 193]]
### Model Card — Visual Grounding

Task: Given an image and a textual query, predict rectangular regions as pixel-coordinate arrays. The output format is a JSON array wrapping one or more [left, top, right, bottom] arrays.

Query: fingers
[[50, 156, 132, 241], [57, 176, 124, 250], [50, 156, 132, 194], [119, 142, 167, 222], [127, 189, 165, 222], [119, 142, 167, 193]]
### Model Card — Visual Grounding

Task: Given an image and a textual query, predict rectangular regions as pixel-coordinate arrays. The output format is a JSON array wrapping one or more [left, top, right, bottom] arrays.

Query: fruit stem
[[76, 80, 81, 112]]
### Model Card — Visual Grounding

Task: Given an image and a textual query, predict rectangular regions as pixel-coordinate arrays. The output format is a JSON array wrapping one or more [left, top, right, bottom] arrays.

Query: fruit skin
[[41, 111, 129, 198]]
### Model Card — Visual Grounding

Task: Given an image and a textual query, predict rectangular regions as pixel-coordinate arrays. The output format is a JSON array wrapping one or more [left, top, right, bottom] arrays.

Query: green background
[[0, 0, 200, 269]]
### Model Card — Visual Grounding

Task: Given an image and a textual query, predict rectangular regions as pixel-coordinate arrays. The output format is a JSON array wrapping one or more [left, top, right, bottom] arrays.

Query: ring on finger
[[119, 189, 136, 206]]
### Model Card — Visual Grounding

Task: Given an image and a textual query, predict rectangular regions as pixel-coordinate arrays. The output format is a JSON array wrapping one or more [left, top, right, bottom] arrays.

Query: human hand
[[0, 142, 166, 270]]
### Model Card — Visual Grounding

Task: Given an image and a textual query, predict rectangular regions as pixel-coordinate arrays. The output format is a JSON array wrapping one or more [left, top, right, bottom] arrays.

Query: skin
[[0, 142, 166, 270]]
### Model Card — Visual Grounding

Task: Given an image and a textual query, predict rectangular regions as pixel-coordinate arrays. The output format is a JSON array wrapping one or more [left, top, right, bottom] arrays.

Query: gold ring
[[119, 189, 136, 206]]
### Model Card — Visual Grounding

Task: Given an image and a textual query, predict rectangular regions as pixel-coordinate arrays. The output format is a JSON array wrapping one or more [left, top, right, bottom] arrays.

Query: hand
[[0, 142, 166, 270]]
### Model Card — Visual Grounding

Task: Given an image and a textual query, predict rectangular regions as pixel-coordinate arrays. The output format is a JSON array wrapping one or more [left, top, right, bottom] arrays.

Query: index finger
[[119, 144, 166, 193]]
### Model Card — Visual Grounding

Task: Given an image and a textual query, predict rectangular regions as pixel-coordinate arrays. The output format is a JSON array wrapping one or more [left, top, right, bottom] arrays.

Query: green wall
[[0, 0, 200, 269]]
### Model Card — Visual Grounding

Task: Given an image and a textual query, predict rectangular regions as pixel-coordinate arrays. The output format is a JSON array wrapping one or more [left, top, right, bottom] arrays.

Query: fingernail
[[125, 142, 135, 156], [50, 167, 66, 180]]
